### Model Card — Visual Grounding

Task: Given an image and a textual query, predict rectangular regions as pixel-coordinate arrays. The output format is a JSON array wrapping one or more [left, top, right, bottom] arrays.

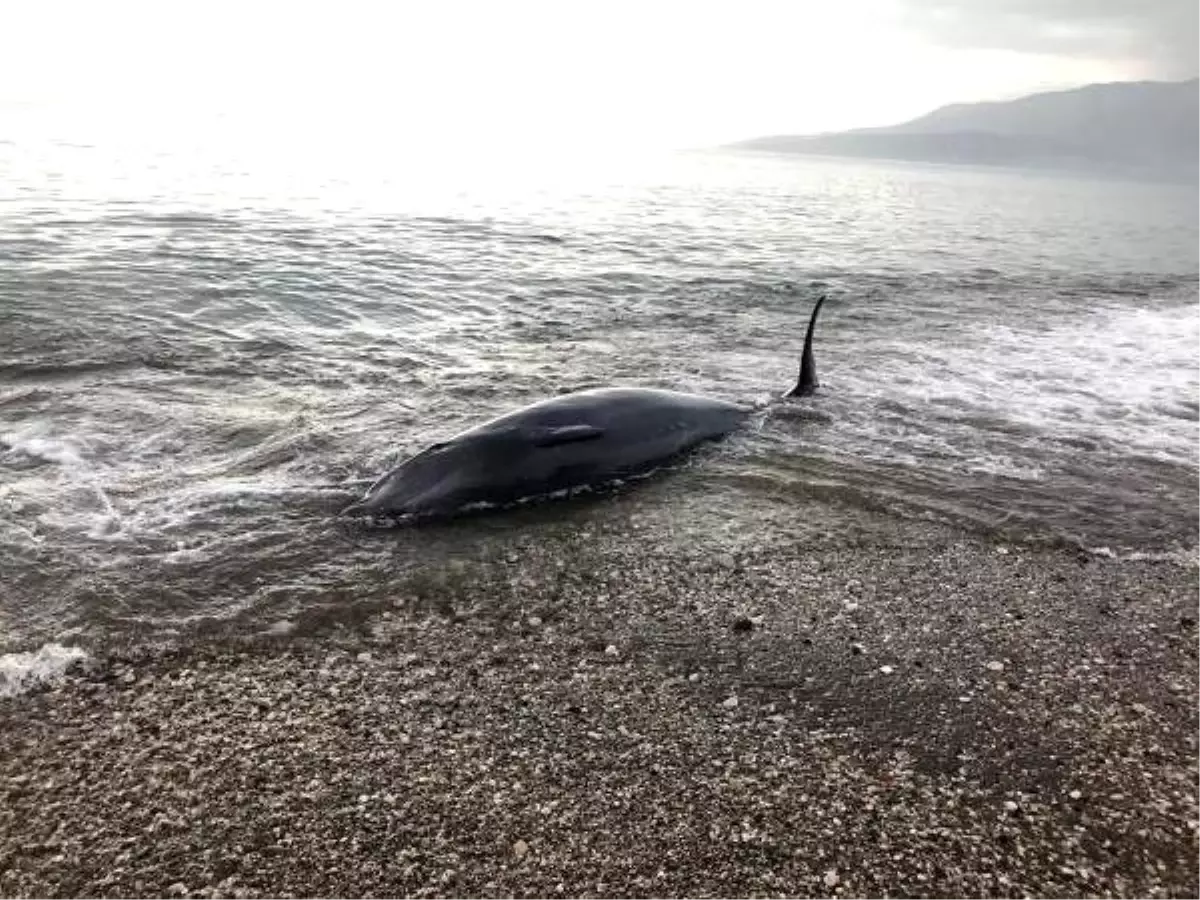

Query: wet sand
[[1, 514, 1196, 898]]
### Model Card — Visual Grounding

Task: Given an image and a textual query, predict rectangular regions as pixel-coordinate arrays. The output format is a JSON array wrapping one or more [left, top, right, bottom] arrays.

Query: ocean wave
[[0, 643, 88, 698]]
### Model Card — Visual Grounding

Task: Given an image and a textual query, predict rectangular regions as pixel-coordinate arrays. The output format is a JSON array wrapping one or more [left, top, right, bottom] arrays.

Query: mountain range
[[733, 79, 1199, 181]]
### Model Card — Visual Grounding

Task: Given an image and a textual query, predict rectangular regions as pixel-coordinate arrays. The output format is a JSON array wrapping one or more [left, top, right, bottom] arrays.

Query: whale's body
[[344, 296, 827, 519]]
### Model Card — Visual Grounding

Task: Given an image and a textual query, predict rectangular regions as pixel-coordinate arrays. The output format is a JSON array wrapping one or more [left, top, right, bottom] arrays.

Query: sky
[[0, 0, 1195, 153]]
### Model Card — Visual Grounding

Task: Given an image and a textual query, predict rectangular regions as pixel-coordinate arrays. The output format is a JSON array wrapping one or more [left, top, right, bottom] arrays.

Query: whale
[[343, 295, 827, 519]]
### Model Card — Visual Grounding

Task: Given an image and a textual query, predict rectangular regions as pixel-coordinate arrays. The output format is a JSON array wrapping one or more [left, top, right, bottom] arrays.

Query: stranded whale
[[343, 295, 827, 519]]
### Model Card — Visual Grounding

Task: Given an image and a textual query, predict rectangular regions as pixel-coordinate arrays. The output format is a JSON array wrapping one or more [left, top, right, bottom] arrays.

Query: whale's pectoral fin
[[530, 424, 605, 447]]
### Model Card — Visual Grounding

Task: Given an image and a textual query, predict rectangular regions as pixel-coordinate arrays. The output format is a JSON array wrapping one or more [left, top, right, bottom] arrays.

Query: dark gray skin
[[344, 295, 826, 519]]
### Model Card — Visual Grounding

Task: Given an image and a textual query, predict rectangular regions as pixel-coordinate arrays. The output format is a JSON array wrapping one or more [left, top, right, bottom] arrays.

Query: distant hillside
[[734, 79, 1199, 180]]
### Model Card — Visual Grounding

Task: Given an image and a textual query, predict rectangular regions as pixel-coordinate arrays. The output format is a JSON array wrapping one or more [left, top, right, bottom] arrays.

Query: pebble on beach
[[0, 531, 1195, 899]]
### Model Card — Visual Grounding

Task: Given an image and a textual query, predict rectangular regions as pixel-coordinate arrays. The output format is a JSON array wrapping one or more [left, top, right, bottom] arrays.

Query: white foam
[[2, 432, 86, 467], [833, 298, 1200, 478], [1, 425, 124, 540], [0, 643, 89, 698], [1087, 545, 1199, 566], [981, 304, 1196, 459]]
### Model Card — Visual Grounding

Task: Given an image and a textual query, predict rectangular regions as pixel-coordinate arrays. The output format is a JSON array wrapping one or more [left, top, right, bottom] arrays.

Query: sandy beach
[[1, 512, 1196, 899]]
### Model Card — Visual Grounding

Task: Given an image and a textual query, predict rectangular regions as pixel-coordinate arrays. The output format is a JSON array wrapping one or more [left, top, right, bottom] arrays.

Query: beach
[[2, 512, 1196, 899]]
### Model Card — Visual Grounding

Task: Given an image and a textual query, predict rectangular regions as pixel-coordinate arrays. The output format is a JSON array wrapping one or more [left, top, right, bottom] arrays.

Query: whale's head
[[341, 439, 481, 518], [342, 429, 540, 519]]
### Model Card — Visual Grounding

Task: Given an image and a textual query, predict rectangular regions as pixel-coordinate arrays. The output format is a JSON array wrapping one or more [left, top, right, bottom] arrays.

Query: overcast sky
[[1, 0, 1195, 152]]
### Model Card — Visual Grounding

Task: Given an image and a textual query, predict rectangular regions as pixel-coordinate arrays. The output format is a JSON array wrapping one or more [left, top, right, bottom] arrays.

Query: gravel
[[1, 518, 1196, 898]]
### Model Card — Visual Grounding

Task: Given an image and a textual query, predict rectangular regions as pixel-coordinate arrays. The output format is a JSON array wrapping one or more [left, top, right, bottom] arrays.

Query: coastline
[[1, 514, 1196, 898]]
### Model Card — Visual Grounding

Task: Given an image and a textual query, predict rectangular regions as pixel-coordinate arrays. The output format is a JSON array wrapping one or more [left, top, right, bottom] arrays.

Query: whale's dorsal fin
[[786, 294, 827, 398], [530, 424, 605, 447]]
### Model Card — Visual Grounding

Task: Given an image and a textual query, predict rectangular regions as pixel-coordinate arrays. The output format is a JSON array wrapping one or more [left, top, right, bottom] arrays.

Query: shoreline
[[1, 517, 1196, 898]]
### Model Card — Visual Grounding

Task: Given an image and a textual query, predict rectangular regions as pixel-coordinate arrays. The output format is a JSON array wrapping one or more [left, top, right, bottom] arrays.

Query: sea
[[1, 112, 1197, 678]]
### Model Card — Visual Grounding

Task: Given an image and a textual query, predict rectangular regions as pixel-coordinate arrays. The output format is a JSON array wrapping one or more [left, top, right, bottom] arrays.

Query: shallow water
[[1, 125, 1197, 652]]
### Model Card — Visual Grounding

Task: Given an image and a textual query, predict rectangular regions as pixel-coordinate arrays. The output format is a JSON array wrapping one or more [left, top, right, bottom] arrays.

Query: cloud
[[897, 0, 1198, 79]]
